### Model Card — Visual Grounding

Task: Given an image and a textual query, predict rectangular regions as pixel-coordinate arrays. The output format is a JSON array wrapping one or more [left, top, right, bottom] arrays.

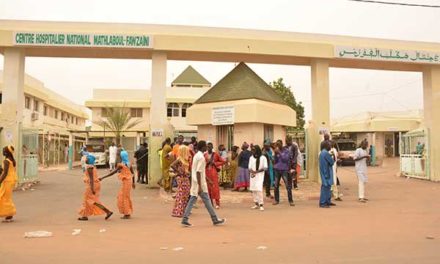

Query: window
[[71, 116, 74, 124], [25, 97, 31, 109], [75, 118, 79, 125], [264, 124, 274, 143], [130, 108, 143, 118], [101, 108, 109, 117], [0, 93, 2, 104], [167, 103, 180, 117], [33, 100, 39, 112], [43, 105, 48, 116], [61, 112, 65, 121], [181, 103, 192, 117], [55, 110, 59, 119]]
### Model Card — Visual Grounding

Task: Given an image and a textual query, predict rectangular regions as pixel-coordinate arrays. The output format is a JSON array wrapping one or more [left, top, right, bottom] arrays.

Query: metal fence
[[400, 128, 430, 180], [18, 128, 39, 184]]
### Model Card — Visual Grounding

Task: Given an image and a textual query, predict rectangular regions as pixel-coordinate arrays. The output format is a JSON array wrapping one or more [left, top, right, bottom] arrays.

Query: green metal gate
[[18, 128, 39, 184]]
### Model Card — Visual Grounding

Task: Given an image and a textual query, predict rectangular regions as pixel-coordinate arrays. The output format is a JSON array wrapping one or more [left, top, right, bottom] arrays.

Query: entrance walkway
[[2, 159, 439, 263]]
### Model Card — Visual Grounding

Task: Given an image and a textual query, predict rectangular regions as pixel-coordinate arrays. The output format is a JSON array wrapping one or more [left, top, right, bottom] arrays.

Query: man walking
[[181, 140, 226, 227], [109, 142, 117, 171], [354, 140, 370, 203], [135, 142, 148, 184], [319, 141, 335, 208], [273, 140, 294, 206], [286, 136, 299, 190]]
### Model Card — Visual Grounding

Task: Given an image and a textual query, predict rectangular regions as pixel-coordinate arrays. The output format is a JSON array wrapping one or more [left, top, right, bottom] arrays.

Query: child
[[78, 155, 113, 221], [101, 150, 135, 219]]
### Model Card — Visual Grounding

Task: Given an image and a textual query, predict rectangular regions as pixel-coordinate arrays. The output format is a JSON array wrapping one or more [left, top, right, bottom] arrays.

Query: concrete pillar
[[1, 48, 25, 158], [68, 133, 73, 170], [307, 59, 330, 182], [148, 51, 171, 187], [423, 66, 440, 181]]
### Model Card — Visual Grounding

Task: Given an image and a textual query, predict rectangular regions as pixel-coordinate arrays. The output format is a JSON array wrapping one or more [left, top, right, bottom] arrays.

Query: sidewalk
[[38, 161, 82, 172]]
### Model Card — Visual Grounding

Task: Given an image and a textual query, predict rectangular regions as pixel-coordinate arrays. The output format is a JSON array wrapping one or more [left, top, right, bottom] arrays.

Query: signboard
[[13, 32, 153, 49], [151, 129, 164, 137], [212, 106, 235, 126], [335, 46, 440, 64]]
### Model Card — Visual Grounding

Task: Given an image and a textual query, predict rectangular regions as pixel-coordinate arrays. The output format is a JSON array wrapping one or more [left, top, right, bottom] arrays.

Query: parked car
[[85, 144, 108, 167], [335, 139, 357, 166]]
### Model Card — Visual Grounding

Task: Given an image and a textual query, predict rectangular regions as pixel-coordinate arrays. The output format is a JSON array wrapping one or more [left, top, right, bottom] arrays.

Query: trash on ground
[[24, 231, 53, 238], [173, 247, 184, 251], [99, 229, 106, 233], [426, 236, 435, 240], [160, 247, 168, 250], [257, 246, 268, 250], [72, 229, 81, 236]]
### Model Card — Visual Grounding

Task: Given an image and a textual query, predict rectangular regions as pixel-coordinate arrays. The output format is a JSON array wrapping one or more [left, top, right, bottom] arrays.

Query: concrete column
[[1, 48, 25, 153], [148, 51, 171, 187], [68, 133, 73, 170], [423, 66, 440, 181], [307, 59, 330, 182]]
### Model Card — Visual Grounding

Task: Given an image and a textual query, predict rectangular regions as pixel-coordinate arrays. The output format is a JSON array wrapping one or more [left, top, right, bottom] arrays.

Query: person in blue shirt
[[319, 140, 335, 208]]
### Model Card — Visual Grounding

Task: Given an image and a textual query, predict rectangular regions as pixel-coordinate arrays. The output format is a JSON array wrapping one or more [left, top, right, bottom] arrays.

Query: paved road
[[1, 159, 439, 263]]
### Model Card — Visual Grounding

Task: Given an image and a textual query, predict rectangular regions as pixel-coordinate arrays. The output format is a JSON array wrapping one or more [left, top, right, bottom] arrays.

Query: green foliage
[[98, 105, 142, 145], [269, 78, 305, 129]]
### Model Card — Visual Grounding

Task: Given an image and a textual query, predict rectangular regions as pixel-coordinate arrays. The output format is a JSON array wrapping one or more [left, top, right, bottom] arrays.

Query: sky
[[1, 0, 440, 121]]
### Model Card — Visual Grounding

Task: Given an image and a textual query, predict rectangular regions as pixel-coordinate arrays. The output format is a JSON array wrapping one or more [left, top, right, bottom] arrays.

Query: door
[[216, 125, 234, 150]]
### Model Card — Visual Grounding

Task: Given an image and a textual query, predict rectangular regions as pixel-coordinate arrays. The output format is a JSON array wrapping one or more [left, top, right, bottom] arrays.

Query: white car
[[85, 144, 108, 167]]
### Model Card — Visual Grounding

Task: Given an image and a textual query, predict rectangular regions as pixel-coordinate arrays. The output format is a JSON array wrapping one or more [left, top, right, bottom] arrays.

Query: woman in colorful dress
[[170, 145, 191, 217], [101, 150, 135, 219], [233, 142, 252, 192], [227, 146, 239, 189], [0, 146, 18, 223], [204, 142, 225, 209], [78, 155, 113, 221]]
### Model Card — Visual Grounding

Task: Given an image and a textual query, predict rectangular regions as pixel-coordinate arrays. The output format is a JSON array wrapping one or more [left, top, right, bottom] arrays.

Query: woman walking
[[204, 142, 225, 209], [249, 145, 268, 211], [170, 145, 191, 217], [0, 146, 18, 223], [234, 142, 252, 192], [78, 155, 113, 221], [101, 150, 135, 219]]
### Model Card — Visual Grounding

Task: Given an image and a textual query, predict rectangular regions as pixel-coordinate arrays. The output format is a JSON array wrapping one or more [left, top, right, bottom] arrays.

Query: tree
[[98, 105, 142, 145], [269, 78, 305, 130]]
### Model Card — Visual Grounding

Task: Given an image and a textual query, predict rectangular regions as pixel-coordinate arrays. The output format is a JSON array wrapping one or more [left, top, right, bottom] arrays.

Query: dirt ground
[[1, 158, 439, 264]]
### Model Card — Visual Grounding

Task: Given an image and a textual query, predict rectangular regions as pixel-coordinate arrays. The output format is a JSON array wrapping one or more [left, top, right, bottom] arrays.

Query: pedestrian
[[319, 141, 336, 208], [205, 142, 225, 209], [181, 140, 226, 227], [64, 143, 69, 163], [227, 146, 239, 189], [78, 155, 113, 221], [217, 144, 229, 187], [134, 142, 148, 184], [262, 139, 274, 198], [273, 140, 295, 206], [0, 146, 18, 223], [286, 136, 299, 190], [233, 142, 252, 192], [161, 138, 173, 192], [190, 136, 198, 153], [320, 133, 331, 150], [170, 145, 191, 217], [101, 150, 136, 219], [354, 140, 370, 203], [80, 146, 89, 172], [172, 135, 184, 158], [330, 141, 342, 201], [109, 142, 117, 171], [249, 145, 268, 211]]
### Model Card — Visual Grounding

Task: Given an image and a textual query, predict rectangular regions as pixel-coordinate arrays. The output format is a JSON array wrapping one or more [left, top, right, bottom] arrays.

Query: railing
[[400, 154, 429, 180], [18, 154, 39, 184]]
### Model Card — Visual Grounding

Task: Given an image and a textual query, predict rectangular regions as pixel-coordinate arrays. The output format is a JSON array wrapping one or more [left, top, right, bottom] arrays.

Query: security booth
[[186, 62, 296, 149]]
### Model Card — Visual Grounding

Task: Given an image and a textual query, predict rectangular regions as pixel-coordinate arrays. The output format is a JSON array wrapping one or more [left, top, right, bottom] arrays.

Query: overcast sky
[[1, 0, 440, 120]]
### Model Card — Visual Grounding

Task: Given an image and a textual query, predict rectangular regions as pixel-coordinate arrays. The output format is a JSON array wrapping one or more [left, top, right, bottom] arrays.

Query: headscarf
[[120, 150, 130, 167], [86, 154, 95, 165], [7, 145, 15, 155], [242, 142, 249, 149], [264, 139, 271, 146]]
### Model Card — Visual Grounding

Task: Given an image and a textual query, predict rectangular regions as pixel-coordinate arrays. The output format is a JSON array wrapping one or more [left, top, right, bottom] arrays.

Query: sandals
[[77, 217, 89, 221], [105, 212, 113, 220], [120, 215, 131, 220]]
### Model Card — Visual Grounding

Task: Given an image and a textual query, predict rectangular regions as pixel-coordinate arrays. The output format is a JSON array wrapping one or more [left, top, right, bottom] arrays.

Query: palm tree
[[98, 105, 142, 145]]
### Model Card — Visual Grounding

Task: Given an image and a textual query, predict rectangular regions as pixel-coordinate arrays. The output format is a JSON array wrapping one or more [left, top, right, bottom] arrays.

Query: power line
[[347, 0, 440, 8]]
